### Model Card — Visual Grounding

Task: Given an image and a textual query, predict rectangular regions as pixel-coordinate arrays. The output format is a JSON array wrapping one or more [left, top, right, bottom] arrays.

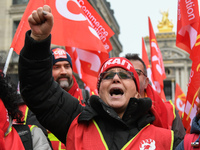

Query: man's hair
[[125, 53, 147, 75], [0, 72, 23, 123]]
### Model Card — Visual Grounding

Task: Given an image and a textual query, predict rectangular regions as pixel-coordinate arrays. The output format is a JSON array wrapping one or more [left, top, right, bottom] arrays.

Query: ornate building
[[0, 0, 122, 86], [144, 10, 192, 101]]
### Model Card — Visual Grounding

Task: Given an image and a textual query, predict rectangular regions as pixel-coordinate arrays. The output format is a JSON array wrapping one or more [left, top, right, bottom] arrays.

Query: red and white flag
[[142, 37, 156, 90], [174, 83, 186, 118], [11, 0, 107, 54], [176, 0, 199, 60], [77, 0, 114, 52], [182, 21, 200, 132], [66, 47, 109, 95], [148, 17, 166, 101]]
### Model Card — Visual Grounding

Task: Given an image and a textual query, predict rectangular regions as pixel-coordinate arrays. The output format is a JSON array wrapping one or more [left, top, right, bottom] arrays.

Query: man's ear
[[145, 77, 149, 89], [135, 92, 141, 98]]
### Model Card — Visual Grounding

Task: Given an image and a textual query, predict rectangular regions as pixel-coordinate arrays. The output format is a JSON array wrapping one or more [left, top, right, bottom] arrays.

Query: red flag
[[176, 0, 199, 59], [66, 46, 109, 95], [77, 0, 114, 52], [142, 37, 156, 90], [148, 17, 166, 101], [182, 17, 200, 132], [174, 83, 186, 118], [10, 0, 44, 54], [182, 43, 200, 132], [11, 0, 107, 54]]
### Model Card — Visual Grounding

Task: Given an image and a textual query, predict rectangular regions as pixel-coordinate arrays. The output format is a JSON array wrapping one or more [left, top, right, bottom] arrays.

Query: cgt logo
[[139, 139, 156, 150], [176, 94, 186, 112], [55, 0, 100, 39], [53, 48, 67, 59]]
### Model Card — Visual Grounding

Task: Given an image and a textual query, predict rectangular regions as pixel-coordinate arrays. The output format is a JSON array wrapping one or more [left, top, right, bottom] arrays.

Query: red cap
[[97, 57, 140, 92]]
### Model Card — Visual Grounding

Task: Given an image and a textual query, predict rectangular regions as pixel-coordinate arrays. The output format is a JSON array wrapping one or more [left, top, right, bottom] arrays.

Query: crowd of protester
[[1, 4, 200, 150]]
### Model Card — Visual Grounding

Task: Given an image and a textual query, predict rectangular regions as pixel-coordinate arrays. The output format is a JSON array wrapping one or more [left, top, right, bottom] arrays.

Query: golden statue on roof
[[157, 10, 173, 33]]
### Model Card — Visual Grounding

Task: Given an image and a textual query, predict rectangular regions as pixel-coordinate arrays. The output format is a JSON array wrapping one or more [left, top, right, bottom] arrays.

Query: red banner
[[176, 0, 199, 59], [77, 0, 114, 52], [66, 46, 109, 95], [182, 41, 200, 132], [11, 0, 107, 54], [182, 17, 200, 132], [174, 83, 186, 118], [142, 37, 156, 90], [148, 17, 166, 101]]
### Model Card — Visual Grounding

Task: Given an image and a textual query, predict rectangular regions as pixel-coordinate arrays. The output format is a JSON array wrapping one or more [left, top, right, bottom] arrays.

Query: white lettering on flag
[[56, 0, 100, 39], [56, 0, 86, 21]]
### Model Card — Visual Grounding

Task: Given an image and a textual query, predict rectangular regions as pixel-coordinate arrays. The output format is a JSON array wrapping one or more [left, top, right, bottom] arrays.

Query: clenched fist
[[28, 5, 53, 41]]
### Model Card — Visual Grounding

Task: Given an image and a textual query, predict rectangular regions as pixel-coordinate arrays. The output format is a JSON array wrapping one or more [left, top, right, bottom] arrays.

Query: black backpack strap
[[13, 124, 33, 150], [81, 89, 90, 105]]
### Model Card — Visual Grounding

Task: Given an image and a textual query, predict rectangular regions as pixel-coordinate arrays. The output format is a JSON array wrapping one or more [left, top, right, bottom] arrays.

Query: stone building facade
[[0, 0, 122, 86]]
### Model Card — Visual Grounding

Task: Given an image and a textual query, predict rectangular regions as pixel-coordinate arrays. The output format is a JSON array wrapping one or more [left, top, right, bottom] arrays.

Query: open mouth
[[110, 88, 124, 96]]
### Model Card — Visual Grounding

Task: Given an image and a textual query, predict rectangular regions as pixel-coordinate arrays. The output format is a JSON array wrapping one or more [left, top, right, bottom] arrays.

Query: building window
[[13, 0, 28, 5], [164, 80, 172, 101], [12, 21, 20, 62], [13, 21, 20, 38]]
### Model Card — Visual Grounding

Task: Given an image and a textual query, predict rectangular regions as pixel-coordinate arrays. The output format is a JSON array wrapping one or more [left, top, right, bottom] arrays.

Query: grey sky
[[106, 0, 178, 57]]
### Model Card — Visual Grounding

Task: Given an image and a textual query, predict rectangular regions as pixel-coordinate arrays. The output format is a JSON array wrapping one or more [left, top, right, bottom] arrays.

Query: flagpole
[[3, 47, 14, 76]]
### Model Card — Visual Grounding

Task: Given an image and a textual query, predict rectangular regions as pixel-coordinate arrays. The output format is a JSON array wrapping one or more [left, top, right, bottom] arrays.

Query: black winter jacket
[[19, 31, 181, 149]]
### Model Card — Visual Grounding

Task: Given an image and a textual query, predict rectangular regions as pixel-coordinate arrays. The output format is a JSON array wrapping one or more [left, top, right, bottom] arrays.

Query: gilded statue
[[157, 10, 173, 32]]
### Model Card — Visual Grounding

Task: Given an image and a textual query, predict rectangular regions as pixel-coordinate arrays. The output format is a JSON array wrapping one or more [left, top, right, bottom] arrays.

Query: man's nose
[[60, 66, 67, 74]]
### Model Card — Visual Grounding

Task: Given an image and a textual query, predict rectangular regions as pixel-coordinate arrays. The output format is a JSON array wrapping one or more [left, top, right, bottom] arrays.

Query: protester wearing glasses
[[18, 5, 182, 149], [125, 53, 186, 141]]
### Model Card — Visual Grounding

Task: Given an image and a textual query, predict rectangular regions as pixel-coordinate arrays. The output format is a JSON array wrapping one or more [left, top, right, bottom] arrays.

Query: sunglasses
[[100, 71, 135, 80], [135, 69, 147, 77]]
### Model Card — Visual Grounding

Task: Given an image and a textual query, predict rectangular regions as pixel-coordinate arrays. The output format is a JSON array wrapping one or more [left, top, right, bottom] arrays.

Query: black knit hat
[[51, 47, 72, 68]]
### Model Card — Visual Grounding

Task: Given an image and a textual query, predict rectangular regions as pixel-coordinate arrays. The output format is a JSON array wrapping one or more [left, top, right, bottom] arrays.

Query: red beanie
[[97, 57, 140, 92]]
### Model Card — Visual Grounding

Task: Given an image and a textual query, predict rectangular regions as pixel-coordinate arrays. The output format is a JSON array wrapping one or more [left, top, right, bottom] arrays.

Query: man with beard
[[52, 47, 73, 91], [51, 47, 88, 105], [48, 47, 89, 149]]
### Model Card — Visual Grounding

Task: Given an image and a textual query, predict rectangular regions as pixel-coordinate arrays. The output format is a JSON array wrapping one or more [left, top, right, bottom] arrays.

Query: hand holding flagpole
[[28, 5, 53, 41]]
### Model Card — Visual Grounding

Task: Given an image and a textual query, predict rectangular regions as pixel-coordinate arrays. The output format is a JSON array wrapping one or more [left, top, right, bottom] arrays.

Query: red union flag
[[176, 0, 199, 59], [142, 37, 156, 90], [174, 83, 186, 118], [11, 0, 107, 54], [66, 46, 109, 95], [148, 17, 166, 101], [182, 24, 200, 132], [77, 0, 114, 52], [10, 0, 44, 54]]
